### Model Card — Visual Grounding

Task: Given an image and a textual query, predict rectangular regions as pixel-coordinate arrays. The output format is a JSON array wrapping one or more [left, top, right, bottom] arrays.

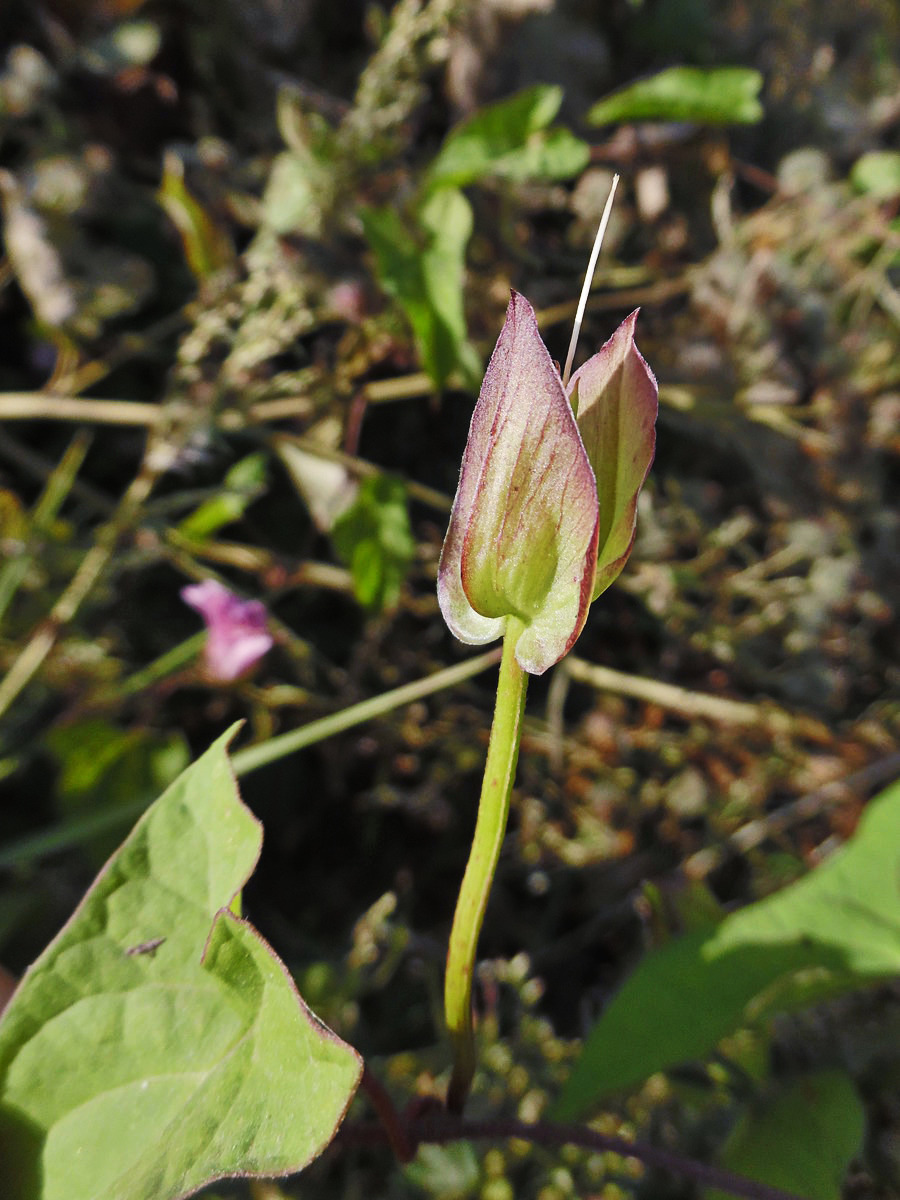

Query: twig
[[230, 648, 502, 777], [0, 426, 114, 515], [536, 273, 692, 335], [271, 433, 453, 512], [337, 1112, 810, 1200], [0, 393, 163, 426], [361, 373, 435, 404], [563, 655, 789, 728], [0, 451, 161, 722]]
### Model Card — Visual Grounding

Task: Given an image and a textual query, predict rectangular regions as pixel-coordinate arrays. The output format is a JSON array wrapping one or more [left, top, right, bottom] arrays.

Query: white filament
[[561, 173, 620, 389]]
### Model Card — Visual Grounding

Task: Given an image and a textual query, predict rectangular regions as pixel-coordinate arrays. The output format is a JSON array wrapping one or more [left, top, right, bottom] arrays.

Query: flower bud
[[439, 292, 657, 675], [438, 292, 599, 675]]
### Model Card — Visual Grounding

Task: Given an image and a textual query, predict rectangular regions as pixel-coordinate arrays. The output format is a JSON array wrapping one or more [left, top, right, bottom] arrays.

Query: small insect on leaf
[[125, 937, 166, 958]]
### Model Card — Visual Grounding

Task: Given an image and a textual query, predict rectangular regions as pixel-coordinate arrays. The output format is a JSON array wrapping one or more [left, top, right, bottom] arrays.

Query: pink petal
[[181, 580, 273, 682]]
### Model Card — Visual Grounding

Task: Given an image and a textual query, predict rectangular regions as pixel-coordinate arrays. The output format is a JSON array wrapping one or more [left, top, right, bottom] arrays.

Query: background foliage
[[0, 1, 898, 1198]]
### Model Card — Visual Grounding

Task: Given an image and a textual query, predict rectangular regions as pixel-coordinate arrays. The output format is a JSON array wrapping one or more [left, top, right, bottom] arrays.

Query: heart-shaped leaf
[[0, 727, 362, 1200]]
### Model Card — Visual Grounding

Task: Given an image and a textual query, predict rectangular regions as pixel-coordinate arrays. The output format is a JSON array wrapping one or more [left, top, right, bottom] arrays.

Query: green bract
[[438, 292, 657, 675]]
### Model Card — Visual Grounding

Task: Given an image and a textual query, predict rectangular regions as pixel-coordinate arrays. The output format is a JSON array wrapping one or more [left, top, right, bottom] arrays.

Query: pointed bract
[[438, 292, 599, 675], [568, 310, 658, 600]]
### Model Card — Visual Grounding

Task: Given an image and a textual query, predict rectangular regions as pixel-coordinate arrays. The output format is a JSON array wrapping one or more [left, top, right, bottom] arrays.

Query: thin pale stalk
[[0, 455, 159, 722], [0, 393, 162, 427], [0, 648, 504, 866], [0, 433, 91, 623], [445, 619, 528, 1114], [561, 173, 619, 388], [563, 655, 784, 727], [230, 648, 501, 776]]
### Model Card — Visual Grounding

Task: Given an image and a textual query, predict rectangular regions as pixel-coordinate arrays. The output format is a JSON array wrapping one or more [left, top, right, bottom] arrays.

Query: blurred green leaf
[[404, 1142, 481, 1199], [586, 66, 763, 126], [850, 150, 900, 199], [176, 452, 268, 542], [332, 475, 415, 612], [261, 146, 337, 238], [44, 719, 189, 861], [0, 435, 88, 626], [705, 1072, 865, 1200], [417, 188, 481, 387], [425, 84, 589, 192], [0, 727, 362, 1200], [47, 719, 187, 807], [158, 151, 234, 281], [555, 777, 900, 1117], [362, 188, 480, 389]]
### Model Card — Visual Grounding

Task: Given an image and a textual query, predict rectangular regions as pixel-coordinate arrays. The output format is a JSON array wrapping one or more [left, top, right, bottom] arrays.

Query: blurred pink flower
[[181, 580, 273, 681]]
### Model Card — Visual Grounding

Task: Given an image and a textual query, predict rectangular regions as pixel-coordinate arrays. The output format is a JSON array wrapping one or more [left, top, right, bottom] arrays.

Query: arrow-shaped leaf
[[0, 727, 362, 1200]]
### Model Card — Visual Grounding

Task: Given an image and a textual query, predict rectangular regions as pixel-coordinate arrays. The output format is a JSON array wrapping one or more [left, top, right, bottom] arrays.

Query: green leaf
[[46, 720, 185, 805], [261, 146, 337, 238], [177, 453, 268, 542], [157, 152, 234, 281], [705, 1072, 865, 1200], [850, 150, 900, 199], [362, 188, 480, 389], [586, 67, 763, 126], [44, 719, 189, 860], [555, 778, 900, 1117], [418, 188, 481, 387], [404, 1141, 481, 1199], [332, 475, 416, 612], [425, 85, 589, 192], [0, 727, 362, 1200]]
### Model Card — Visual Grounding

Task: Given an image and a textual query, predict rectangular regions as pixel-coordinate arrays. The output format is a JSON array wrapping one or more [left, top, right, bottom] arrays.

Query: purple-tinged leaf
[[568, 310, 658, 600], [438, 292, 599, 675]]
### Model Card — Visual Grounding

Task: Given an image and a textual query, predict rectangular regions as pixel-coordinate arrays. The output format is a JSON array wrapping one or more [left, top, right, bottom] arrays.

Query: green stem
[[445, 619, 528, 1113]]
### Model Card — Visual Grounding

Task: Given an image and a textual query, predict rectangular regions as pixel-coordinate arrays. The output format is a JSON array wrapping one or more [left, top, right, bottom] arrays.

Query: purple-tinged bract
[[438, 292, 600, 675], [568, 309, 658, 600]]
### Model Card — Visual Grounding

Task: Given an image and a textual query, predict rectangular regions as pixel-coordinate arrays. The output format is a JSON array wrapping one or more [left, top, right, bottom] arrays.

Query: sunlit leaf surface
[[0, 728, 362, 1200]]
